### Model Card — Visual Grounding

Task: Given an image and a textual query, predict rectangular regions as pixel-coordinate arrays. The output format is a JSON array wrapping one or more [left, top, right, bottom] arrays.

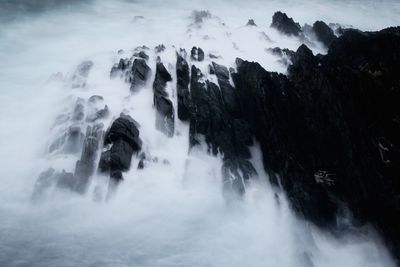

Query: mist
[[0, 0, 399, 266]]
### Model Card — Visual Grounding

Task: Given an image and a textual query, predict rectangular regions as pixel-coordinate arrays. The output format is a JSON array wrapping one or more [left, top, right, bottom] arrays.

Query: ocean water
[[0, 1, 399, 266]]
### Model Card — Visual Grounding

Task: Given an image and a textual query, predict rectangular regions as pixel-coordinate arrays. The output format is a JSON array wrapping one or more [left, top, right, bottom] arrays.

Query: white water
[[0, 1, 399, 266]]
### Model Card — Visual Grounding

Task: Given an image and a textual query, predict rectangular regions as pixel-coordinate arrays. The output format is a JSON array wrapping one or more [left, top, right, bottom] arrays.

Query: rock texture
[[153, 60, 174, 137], [312, 20, 337, 47], [98, 114, 142, 181], [271, 11, 301, 36], [232, 27, 400, 260]]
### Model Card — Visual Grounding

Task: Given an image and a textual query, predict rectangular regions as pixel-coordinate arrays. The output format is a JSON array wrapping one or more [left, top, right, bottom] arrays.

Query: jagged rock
[[190, 10, 211, 25], [110, 58, 129, 78], [133, 51, 149, 60], [233, 27, 400, 260], [153, 60, 174, 136], [246, 19, 256, 26], [271, 11, 301, 36], [222, 159, 257, 197], [74, 124, 104, 193], [86, 95, 110, 122], [176, 52, 191, 121], [212, 62, 238, 115], [99, 114, 142, 182], [190, 47, 205, 61], [313, 21, 337, 47], [130, 58, 151, 92], [155, 44, 166, 53], [72, 60, 93, 88]]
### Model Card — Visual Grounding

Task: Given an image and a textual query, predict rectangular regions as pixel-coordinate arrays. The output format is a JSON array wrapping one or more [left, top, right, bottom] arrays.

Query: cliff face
[[33, 15, 400, 261], [232, 27, 400, 258]]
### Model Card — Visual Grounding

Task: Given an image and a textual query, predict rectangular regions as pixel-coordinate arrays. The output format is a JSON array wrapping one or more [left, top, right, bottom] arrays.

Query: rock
[[212, 62, 238, 115], [190, 10, 211, 25], [153, 60, 174, 137], [313, 21, 337, 47], [232, 27, 400, 260], [74, 124, 104, 193], [72, 60, 93, 88], [271, 11, 301, 36], [133, 51, 149, 60], [155, 44, 166, 53], [176, 51, 191, 121], [190, 47, 205, 61], [246, 19, 257, 26], [130, 58, 151, 92], [99, 114, 142, 181]]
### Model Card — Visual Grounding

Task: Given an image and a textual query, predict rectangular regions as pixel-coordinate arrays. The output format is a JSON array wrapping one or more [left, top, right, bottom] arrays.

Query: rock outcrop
[[271, 11, 301, 36], [232, 27, 400, 260], [153, 60, 174, 137], [98, 114, 142, 182]]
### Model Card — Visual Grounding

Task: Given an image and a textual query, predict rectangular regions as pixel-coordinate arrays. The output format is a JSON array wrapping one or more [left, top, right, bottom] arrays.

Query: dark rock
[[176, 51, 191, 121], [232, 27, 400, 260], [246, 19, 257, 26], [74, 124, 103, 193], [271, 11, 301, 36], [153, 60, 174, 137], [212, 62, 238, 115], [313, 21, 337, 47], [130, 58, 151, 92], [190, 47, 204, 61], [155, 44, 166, 53], [133, 51, 149, 60], [197, 47, 205, 61], [99, 114, 142, 181]]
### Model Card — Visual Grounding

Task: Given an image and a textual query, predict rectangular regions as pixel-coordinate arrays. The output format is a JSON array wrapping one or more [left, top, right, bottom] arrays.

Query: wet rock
[[72, 60, 94, 88], [74, 124, 104, 193], [99, 114, 142, 182], [155, 44, 166, 53], [176, 51, 191, 121], [130, 58, 151, 92], [212, 62, 238, 115], [313, 21, 337, 47], [190, 10, 211, 25], [133, 51, 149, 60], [246, 19, 257, 26], [233, 27, 400, 260], [271, 11, 301, 36], [153, 60, 174, 137], [190, 47, 204, 61]]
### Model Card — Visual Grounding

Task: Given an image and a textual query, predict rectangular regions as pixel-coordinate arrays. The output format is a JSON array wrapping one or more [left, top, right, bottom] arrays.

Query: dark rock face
[[191, 47, 205, 61], [130, 58, 151, 92], [189, 65, 255, 196], [271, 11, 301, 36], [246, 19, 256, 26], [233, 27, 400, 259], [153, 60, 174, 137], [110, 55, 151, 93], [313, 21, 337, 47], [176, 51, 191, 121], [74, 124, 103, 193], [98, 114, 142, 181]]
